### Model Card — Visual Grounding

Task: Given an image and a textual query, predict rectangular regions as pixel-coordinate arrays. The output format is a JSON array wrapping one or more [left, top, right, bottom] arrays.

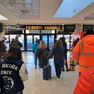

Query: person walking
[[36, 40, 49, 68], [49, 39, 65, 80], [0, 44, 28, 94], [32, 39, 40, 69], [60, 37, 69, 72], [72, 29, 94, 77]]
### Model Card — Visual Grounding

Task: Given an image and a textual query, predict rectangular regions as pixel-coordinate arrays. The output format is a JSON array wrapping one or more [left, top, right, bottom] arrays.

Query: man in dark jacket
[[60, 37, 69, 72]]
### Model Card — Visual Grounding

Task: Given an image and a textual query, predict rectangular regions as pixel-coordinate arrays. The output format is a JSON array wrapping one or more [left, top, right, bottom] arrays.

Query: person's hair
[[54, 39, 63, 48], [8, 44, 22, 60], [84, 29, 94, 37], [38, 40, 47, 49], [59, 37, 66, 44], [77, 38, 80, 40]]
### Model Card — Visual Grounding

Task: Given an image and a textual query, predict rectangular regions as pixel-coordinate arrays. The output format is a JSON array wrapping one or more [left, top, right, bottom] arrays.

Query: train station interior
[[0, 0, 94, 94]]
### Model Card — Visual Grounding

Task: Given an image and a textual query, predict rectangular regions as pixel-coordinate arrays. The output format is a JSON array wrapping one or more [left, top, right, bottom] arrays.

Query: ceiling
[[84, 13, 94, 20], [0, 0, 94, 25]]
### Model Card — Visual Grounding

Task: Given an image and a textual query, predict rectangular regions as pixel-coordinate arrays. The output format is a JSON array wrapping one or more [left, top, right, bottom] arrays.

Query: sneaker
[[66, 69, 69, 72], [57, 78, 61, 81], [53, 76, 58, 79]]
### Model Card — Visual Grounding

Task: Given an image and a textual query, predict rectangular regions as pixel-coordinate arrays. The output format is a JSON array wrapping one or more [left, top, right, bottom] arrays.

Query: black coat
[[36, 48, 49, 68], [51, 46, 65, 65]]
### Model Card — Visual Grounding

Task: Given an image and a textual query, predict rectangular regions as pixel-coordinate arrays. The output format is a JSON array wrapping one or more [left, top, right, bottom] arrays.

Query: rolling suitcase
[[43, 65, 51, 80]]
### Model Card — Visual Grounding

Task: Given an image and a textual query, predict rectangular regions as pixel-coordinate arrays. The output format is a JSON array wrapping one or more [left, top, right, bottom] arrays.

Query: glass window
[[49, 35, 54, 50], [41, 30, 55, 34], [18, 35, 24, 50], [42, 35, 47, 46], [5, 35, 9, 50], [64, 35, 70, 50], [27, 36, 33, 50], [56, 35, 63, 40], [34, 35, 40, 43], [10, 35, 16, 43], [71, 34, 73, 48], [26, 30, 40, 34]]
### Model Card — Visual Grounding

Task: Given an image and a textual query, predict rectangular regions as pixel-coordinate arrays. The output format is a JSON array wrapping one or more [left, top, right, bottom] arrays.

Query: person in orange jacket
[[74, 67, 94, 94], [72, 29, 94, 76]]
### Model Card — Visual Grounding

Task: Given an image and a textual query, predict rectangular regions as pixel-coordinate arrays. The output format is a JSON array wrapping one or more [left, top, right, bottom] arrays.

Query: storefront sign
[[25, 25, 62, 30]]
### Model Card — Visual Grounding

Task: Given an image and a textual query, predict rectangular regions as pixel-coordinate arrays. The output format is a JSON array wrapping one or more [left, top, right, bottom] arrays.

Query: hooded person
[[72, 29, 94, 77]]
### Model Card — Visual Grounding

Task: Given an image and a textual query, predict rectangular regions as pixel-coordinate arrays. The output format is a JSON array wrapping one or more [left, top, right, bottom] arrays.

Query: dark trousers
[[54, 63, 62, 78], [63, 62, 69, 71], [62, 55, 69, 71], [34, 54, 38, 68]]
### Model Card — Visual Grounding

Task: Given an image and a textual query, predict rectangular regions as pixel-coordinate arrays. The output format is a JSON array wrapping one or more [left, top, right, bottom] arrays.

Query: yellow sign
[[44, 26, 61, 30], [26, 25, 62, 30], [26, 26, 42, 30]]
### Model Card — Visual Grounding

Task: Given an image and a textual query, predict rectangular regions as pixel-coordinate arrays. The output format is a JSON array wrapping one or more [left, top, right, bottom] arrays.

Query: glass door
[[18, 35, 24, 50], [56, 34, 63, 40], [49, 35, 54, 50], [42, 35, 48, 46], [27, 35, 33, 50], [5, 35, 9, 50], [34, 35, 40, 43], [10, 35, 16, 43], [64, 35, 71, 50], [71, 34, 73, 48]]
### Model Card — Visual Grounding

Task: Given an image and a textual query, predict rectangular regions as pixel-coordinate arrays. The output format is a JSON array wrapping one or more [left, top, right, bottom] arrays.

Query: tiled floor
[[22, 52, 78, 94]]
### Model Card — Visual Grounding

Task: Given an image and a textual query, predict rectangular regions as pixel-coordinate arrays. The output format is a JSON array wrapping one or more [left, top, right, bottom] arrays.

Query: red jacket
[[74, 67, 94, 94]]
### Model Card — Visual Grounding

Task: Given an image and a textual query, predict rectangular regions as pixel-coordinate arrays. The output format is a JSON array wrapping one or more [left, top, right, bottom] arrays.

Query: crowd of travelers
[[1, 28, 94, 94], [32, 37, 70, 80]]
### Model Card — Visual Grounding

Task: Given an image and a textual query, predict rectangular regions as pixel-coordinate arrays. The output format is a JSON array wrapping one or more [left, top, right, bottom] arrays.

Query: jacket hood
[[83, 35, 94, 45]]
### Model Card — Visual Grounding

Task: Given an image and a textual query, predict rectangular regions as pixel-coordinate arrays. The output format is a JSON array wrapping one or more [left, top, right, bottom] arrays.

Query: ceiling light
[[0, 14, 8, 20]]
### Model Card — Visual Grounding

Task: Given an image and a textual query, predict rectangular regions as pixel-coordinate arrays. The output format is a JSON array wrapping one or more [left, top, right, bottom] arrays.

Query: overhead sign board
[[25, 25, 62, 30]]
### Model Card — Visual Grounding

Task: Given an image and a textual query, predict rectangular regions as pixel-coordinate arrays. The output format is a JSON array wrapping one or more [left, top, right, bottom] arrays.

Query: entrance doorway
[[42, 35, 55, 50], [26, 35, 40, 50], [57, 33, 73, 50]]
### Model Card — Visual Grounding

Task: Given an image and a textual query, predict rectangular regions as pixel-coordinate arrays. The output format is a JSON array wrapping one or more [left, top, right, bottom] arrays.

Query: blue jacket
[[32, 42, 39, 53]]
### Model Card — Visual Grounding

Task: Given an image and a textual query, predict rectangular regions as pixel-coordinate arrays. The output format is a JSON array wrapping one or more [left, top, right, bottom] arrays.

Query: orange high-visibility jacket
[[74, 67, 94, 94], [72, 35, 94, 73]]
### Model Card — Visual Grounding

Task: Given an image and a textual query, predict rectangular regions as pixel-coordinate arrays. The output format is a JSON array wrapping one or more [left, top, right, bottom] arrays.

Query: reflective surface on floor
[[22, 52, 78, 94]]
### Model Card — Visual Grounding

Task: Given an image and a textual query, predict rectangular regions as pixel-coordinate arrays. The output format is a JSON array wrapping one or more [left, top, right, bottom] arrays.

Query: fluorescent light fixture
[[54, 0, 94, 18], [0, 14, 8, 20]]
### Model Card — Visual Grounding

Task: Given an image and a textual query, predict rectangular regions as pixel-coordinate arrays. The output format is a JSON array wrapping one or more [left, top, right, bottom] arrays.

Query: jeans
[[54, 63, 62, 78]]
